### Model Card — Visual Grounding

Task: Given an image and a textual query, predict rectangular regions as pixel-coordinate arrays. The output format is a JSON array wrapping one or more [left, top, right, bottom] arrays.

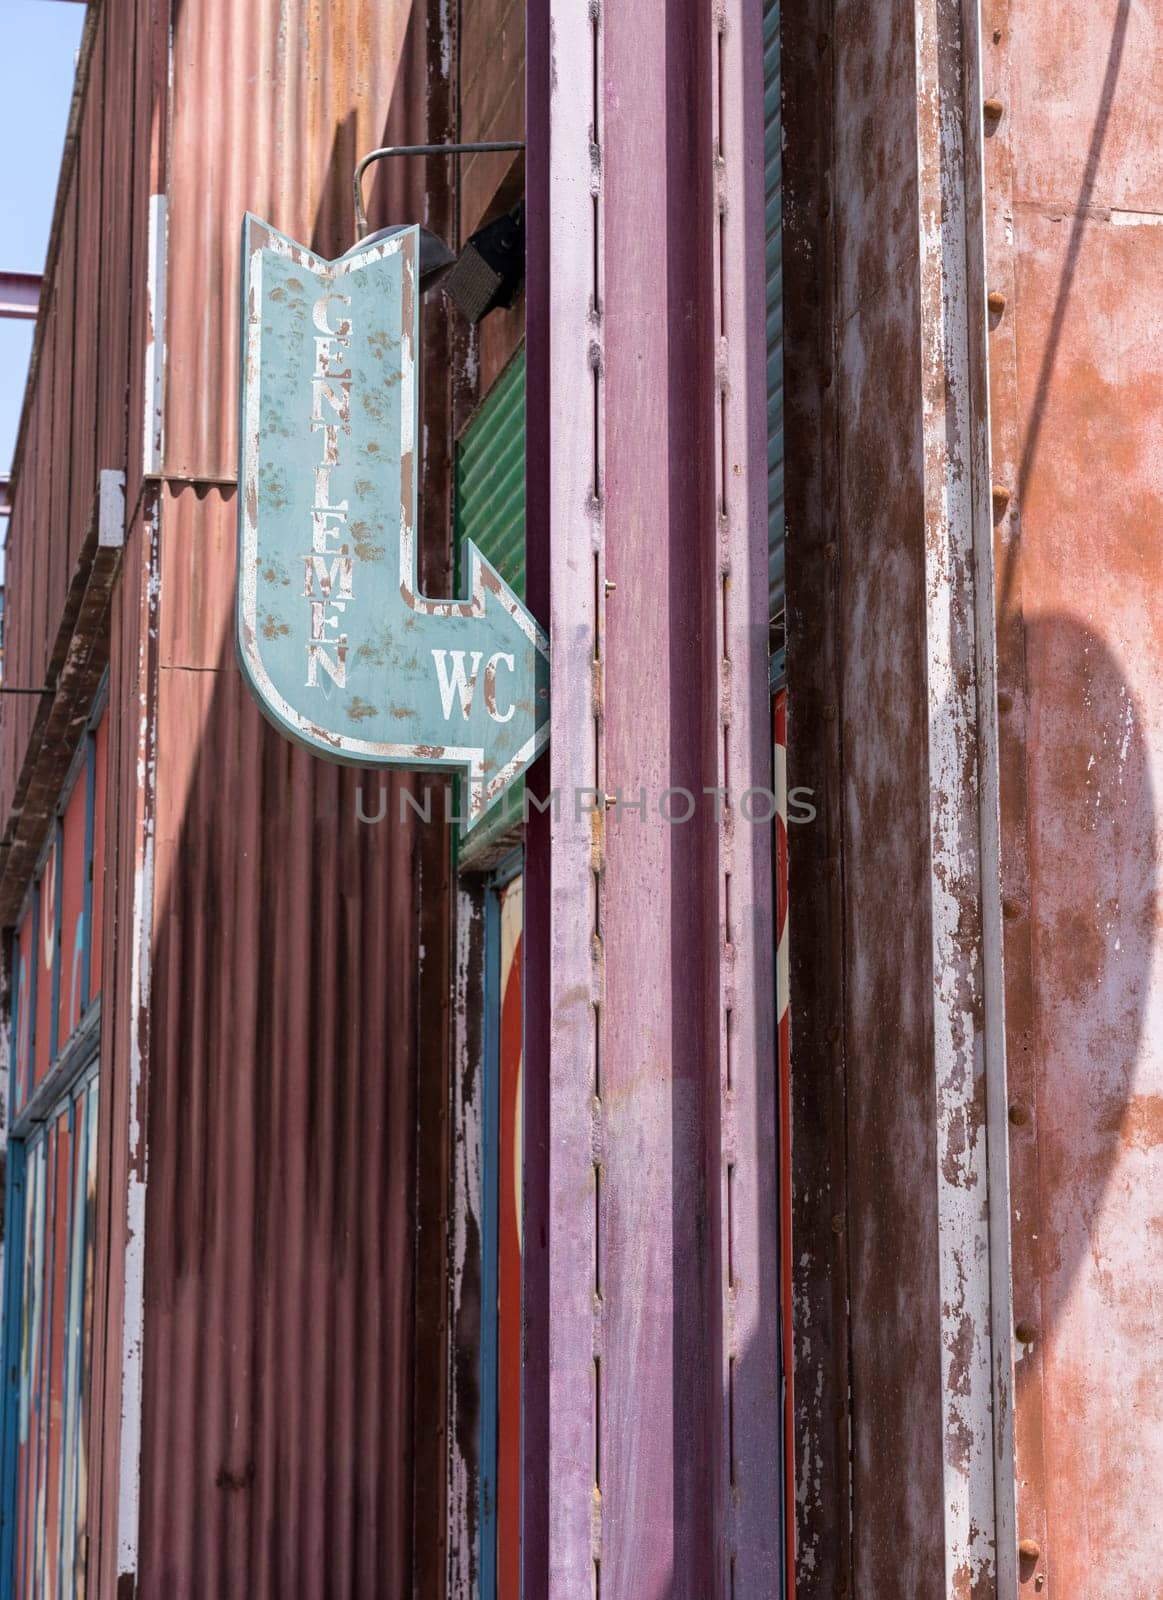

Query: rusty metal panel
[[120, 0, 460, 1590], [460, 0, 525, 238], [163, 0, 436, 485], [983, 0, 1163, 1586], [137, 493, 418, 1598], [768, 0, 854, 1581], [777, 0, 1013, 1590]]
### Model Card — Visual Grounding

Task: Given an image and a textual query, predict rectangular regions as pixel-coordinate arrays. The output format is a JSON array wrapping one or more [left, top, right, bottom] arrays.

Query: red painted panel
[[58, 771, 88, 1049], [91, 715, 107, 998], [13, 907, 35, 1112], [34, 844, 58, 1089], [497, 882, 523, 1597]]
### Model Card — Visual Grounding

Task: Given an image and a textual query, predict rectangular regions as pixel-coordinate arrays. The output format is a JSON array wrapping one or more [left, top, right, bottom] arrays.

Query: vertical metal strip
[[114, 493, 159, 1589], [447, 881, 484, 1600], [0, 1143, 27, 1598], [479, 885, 502, 1600], [715, 0, 783, 1590], [81, 735, 96, 1015], [33, 1123, 56, 1598], [958, 0, 1018, 1577], [142, 195, 167, 480], [914, 0, 1010, 1583], [55, 1094, 79, 1596], [49, 826, 63, 1070], [28, 898, 39, 1110], [547, 0, 603, 1587]]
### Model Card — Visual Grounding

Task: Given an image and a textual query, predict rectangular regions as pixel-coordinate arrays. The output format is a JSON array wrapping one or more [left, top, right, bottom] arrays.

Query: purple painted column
[[601, 0, 721, 1591], [546, 0, 781, 1592]]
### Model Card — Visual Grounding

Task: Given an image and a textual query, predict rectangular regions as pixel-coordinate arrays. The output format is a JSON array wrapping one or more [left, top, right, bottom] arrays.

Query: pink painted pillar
[[544, 0, 781, 1592], [600, 1, 722, 1593]]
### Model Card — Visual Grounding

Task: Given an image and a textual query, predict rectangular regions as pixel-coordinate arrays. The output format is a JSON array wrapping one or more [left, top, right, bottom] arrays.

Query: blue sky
[[1, 1, 86, 474]]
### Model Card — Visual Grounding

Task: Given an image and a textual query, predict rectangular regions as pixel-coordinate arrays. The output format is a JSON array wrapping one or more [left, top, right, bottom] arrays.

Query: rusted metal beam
[[806, 0, 1015, 1588], [0, 272, 41, 320]]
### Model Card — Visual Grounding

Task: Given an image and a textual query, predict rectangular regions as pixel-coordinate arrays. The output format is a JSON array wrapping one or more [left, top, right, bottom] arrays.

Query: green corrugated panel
[[765, 0, 785, 683], [453, 349, 527, 864], [455, 349, 526, 600]]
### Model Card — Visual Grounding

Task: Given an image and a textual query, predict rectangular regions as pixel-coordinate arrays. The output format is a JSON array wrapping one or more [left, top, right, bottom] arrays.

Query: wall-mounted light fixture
[[442, 202, 526, 325], [352, 142, 526, 319]]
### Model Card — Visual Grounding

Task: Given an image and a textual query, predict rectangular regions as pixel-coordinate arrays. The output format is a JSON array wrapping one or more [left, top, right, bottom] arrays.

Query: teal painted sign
[[236, 216, 549, 828]]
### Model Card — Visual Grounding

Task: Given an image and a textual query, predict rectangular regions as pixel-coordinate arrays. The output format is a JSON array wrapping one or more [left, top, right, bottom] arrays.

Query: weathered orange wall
[[984, 0, 1163, 1589]]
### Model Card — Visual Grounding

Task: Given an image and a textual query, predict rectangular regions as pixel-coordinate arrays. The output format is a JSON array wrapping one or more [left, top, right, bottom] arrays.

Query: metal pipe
[[0, 272, 41, 321], [352, 141, 525, 241]]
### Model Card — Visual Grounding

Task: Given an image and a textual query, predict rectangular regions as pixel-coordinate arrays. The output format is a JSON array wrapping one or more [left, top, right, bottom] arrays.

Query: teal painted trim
[[0, 1143, 28, 1598]]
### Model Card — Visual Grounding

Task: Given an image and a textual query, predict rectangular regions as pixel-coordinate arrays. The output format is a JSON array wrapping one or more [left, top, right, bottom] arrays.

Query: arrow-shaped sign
[[237, 216, 549, 827]]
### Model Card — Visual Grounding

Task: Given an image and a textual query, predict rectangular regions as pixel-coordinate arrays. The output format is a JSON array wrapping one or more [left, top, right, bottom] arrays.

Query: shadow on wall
[[1009, 607, 1159, 1578], [995, 0, 1163, 1577]]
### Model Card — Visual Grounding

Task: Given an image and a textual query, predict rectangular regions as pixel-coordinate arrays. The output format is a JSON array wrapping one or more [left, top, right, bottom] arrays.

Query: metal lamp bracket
[[352, 141, 526, 242]]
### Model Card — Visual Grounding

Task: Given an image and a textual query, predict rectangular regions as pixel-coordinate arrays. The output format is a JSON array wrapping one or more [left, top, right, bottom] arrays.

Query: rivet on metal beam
[[1008, 1102, 1030, 1127], [604, 579, 617, 595], [992, 483, 1012, 516], [997, 691, 1013, 714], [983, 97, 1005, 122], [987, 290, 1007, 316], [1002, 898, 1022, 921], [1015, 1320, 1038, 1346], [1018, 1539, 1042, 1562]]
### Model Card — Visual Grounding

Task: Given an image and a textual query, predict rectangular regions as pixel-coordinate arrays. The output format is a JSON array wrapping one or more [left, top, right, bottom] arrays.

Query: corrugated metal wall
[[128, 0, 456, 1591], [141, 483, 420, 1593]]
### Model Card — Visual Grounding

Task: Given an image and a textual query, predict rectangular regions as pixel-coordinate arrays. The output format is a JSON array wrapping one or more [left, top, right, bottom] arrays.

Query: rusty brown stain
[[349, 521, 385, 562]]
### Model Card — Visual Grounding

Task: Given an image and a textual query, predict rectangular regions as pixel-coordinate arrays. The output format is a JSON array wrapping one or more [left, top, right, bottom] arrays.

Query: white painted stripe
[[143, 195, 167, 478]]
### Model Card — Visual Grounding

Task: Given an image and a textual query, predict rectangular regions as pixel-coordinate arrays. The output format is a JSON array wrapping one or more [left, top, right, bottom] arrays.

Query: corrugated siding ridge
[[455, 348, 526, 602], [765, 0, 785, 646]]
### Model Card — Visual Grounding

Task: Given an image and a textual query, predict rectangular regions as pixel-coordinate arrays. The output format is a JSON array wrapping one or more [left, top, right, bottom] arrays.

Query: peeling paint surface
[[984, 0, 1163, 1584]]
